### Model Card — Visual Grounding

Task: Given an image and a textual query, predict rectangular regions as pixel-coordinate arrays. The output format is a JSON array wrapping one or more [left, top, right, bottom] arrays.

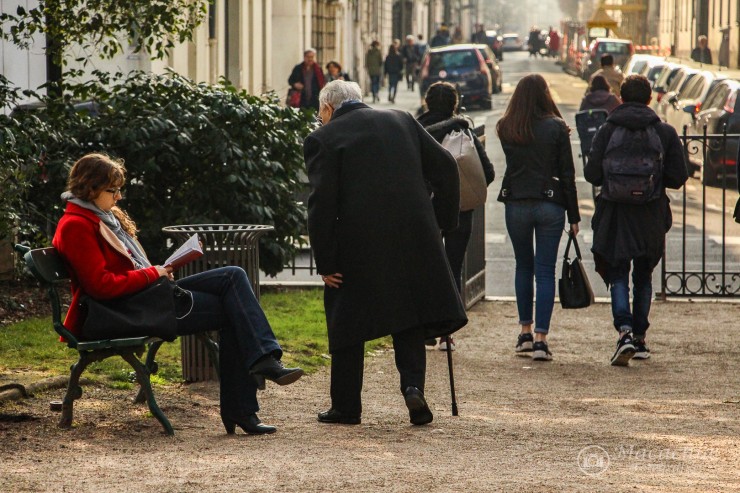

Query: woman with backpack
[[418, 82, 494, 351], [496, 74, 581, 361]]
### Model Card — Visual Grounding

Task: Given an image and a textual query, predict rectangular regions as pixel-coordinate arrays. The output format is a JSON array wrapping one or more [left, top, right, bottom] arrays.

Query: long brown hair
[[66, 153, 138, 236], [496, 74, 563, 145]]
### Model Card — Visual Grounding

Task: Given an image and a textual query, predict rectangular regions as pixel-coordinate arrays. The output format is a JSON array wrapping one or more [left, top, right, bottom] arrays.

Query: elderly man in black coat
[[305, 80, 468, 426], [585, 75, 688, 367]]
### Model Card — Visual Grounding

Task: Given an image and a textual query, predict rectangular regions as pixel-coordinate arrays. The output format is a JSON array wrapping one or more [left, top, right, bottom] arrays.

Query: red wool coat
[[52, 202, 160, 336]]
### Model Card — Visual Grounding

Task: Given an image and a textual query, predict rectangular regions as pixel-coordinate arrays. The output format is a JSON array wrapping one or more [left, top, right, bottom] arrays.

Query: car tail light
[[629, 44, 635, 55], [719, 157, 736, 166], [475, 51, 488, 76], [724, 91, 737, 113], [657, 92, 663, 102], [694, 102, 702, 114]]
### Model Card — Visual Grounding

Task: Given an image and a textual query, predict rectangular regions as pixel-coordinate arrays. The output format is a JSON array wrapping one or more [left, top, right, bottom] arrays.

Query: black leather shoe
[[317, 408, 361, 425], [221, 413, 276, 435], [249, 356, 304, 386], [404, 386, 433, 425]]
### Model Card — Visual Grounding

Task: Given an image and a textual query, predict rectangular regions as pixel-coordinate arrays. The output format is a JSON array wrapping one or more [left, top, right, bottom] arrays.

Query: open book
[[164, 233, 203, 271]]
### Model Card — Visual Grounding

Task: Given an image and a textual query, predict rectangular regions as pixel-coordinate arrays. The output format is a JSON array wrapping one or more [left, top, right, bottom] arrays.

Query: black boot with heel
[[222, 413, 276, 435]]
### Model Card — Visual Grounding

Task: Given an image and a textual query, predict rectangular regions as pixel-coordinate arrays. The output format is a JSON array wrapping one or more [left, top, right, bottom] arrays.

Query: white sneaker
[[438, 337, 456, 351]]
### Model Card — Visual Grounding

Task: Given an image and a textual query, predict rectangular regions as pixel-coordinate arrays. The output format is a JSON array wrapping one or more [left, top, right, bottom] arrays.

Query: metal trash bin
[[162, 224, 275, 382]]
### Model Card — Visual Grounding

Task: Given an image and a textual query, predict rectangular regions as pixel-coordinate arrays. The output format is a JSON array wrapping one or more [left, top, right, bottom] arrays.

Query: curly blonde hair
[[67, 153, 138, 236]]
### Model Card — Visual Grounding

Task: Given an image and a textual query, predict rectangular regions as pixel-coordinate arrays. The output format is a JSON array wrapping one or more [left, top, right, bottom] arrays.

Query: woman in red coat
[[52, 153, 303, 435]]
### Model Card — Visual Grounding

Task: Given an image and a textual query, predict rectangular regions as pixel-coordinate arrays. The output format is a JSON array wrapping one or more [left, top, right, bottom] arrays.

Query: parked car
[[623, 54, 665, 76], [419, 44, 493, 109], [502, 33, 523, 51], [689, 79, 740, 185], [485, 30, 504, 60], [638, 60, 671, 87], [475, 44, 503, 94], [581, 38, 634, 80], [655, 67, 699, 121], [650, 63, 682, 110], [663, 71, 717, 134]]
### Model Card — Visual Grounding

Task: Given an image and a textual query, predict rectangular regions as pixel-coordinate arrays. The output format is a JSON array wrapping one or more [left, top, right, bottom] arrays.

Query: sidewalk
[[1, 300, 738, 492]]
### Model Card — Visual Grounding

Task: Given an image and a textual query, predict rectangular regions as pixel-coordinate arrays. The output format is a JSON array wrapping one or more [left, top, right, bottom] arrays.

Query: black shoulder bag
[[80, 278, 192, 341], [558, 232, 595, 309]]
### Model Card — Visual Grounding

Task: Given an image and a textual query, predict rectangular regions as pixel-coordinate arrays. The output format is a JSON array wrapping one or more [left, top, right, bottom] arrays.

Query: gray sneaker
[[515, 332, 534, 356]]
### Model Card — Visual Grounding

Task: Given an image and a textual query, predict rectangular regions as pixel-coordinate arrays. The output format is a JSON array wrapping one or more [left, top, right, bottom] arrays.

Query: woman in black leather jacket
[[418, 82, 495, 351], [496, 74, 580, 361]]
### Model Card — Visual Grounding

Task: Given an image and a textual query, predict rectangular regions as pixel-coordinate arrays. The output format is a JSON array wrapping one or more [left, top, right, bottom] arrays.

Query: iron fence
[[659, 126, 740, 297]]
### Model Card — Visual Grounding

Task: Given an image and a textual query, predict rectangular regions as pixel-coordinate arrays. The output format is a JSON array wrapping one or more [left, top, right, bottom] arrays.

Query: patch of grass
[[0, 289, 389, 385]]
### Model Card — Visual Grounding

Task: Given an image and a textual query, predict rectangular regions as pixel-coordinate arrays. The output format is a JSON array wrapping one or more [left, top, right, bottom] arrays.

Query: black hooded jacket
[[417, 111, 495, 186], [584, 102, 689, 278]]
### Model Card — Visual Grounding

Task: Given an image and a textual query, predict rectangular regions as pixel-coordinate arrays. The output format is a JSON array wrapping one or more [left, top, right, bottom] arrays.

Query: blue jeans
[[505, 200, 566, 334], [370, 75, 380, 98], [388, 73, 401, 99], [607, 257, 653, 336], [176, 267, 282, 416]]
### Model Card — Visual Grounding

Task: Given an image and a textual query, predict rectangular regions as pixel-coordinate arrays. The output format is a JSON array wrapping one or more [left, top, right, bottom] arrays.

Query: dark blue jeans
[[175, 267, 282, 416], [388, 73, 401, 100], [607, 257, 653, 336], [505, 200, 566, 334], [370, 75, 380, 98]]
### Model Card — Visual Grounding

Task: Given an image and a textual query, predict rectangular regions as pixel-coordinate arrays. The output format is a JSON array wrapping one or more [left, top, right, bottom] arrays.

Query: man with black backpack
[[585, 75, 688, 366]]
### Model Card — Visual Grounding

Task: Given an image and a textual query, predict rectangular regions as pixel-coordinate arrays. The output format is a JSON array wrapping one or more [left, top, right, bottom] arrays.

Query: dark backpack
[[601, 125, 664, 204]]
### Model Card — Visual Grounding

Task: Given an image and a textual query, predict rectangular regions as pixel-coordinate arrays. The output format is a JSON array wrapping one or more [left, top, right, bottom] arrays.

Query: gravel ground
[[1, 300, 739, 493]]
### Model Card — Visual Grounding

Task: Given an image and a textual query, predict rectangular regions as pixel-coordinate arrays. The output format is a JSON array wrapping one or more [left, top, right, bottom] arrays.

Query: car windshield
[[646, 65, 664, 82], [596, 42, 631, 54], [429, 51, 478, 72]]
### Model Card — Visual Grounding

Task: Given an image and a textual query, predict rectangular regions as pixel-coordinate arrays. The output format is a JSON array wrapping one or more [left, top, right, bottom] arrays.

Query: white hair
[[319, 80, 363, 109]]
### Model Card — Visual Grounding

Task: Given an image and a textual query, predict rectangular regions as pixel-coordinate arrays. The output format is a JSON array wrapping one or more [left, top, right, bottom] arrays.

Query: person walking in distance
[[580, 75, 621, 113], [496, 74, 581, 361], [384, 43, 404, 103], [365, 41, 383, 103], [305, 80, 467, 426], [288, 48, 326, 111], [585, 75, 688, 366], [590, 54, 624, 98], [400, 35, 421, 91], [417, 82, 495, 351], [691, 35, 713, 64]]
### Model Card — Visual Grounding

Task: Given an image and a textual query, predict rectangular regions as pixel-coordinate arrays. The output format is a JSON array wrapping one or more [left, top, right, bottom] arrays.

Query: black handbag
[[80, 278, 191, 341], [559, 232, 595, 309]]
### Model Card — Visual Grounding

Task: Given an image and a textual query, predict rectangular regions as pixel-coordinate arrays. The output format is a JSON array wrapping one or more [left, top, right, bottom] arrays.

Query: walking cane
[[444, 335, 459, 416]]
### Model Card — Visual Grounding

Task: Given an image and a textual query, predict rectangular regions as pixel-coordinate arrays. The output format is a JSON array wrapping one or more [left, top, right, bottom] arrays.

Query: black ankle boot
[[249, 355, 304, 386], [221, 413, 276, 435]]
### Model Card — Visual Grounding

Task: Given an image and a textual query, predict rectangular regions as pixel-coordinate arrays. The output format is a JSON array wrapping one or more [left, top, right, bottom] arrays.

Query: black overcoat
[[305, 103, 468, 351]]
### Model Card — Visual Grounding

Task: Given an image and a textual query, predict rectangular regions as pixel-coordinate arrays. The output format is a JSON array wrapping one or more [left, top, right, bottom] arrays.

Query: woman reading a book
[[52, 153, 303, 435]]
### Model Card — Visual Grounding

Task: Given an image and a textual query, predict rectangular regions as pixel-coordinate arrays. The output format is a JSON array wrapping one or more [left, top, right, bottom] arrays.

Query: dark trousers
[[330, 327, 426, 416], [607, 257, 654, 337], [443, 210, 474, 293], [175, 267, 283, 416]]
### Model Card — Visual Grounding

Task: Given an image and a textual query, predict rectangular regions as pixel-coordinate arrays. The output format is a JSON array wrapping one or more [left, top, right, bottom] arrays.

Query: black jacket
[[417, 111, 495, 186], [497, 117, 581, 224], [384, 53, 404, 75], [305, 103, 467, 351], [584, 102, 689, 276]]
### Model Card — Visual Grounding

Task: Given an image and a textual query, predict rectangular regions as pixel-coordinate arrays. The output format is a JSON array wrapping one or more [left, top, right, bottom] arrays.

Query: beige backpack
[[441, 129, 487, 211]]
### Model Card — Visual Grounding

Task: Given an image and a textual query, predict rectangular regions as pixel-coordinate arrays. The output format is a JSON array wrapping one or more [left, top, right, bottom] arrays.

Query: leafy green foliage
[[7, 71, 315, 274], [0, 0, 209, 65]]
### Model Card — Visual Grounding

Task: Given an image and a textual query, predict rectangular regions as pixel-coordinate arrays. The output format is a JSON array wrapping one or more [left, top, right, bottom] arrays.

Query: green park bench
[[13, 244, 220, 435]]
